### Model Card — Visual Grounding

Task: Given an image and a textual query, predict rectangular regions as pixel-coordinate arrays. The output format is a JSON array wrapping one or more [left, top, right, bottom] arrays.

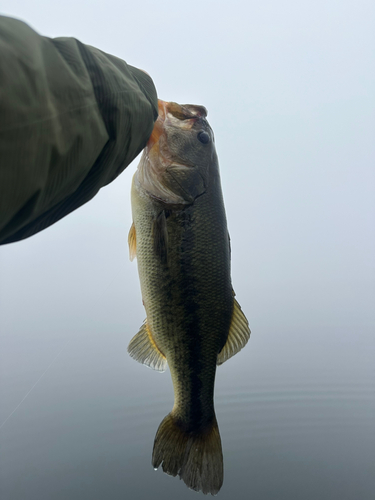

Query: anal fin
[[217, 298, 251, 365], [128, 320, 167, 372]]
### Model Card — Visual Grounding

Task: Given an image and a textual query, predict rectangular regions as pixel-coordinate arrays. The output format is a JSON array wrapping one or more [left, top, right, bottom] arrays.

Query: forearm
[[0, 16, 158, 244]]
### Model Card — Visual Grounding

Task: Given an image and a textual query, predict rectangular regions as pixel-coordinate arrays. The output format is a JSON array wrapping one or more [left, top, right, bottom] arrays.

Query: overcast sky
[[1, 0, 374, 415]]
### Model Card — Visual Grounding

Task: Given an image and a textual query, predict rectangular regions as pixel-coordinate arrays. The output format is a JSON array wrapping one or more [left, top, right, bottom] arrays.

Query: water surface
[[1, 322, 373, 500]]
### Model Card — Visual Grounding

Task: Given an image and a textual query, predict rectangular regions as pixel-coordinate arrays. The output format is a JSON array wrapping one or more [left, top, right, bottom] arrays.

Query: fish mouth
[[138, 100, 209, 205], [146, 100, 208, 153]]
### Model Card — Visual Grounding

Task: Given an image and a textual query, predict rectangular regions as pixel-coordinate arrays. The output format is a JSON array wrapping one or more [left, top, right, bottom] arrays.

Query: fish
[[127, 100, 250, 495]]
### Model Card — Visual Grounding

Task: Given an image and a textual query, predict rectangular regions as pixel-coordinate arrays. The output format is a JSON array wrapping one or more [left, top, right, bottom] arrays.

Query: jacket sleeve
[[0, 16, 158, 244]]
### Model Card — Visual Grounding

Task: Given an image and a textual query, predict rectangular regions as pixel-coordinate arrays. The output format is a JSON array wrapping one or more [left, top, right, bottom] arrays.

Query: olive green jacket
[[0, 16, 158, 245]]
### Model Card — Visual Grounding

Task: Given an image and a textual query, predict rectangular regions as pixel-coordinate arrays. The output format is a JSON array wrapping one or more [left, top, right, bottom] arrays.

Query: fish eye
[[197, 131, 210, 144]]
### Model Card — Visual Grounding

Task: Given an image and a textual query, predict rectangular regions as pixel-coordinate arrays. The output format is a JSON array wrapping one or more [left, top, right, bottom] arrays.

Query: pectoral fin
[[128, 222, 137, 261], [152, 210, 169, 265], [128, 320, 167, 372], [217, 298, 251, 365]]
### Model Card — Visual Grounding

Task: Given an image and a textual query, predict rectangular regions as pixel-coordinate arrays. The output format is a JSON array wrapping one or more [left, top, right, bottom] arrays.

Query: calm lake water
[[1, 322, 374, 500]]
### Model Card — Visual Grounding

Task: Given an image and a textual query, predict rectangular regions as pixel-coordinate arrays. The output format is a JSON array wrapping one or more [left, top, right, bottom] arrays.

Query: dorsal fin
[[217, 298, 250, 365], [128, 222, 137, 261], [128, 320, 167, 372]]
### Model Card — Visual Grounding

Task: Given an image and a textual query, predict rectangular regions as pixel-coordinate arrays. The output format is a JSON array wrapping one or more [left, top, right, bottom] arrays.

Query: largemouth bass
[[128, 100, 250, 495]]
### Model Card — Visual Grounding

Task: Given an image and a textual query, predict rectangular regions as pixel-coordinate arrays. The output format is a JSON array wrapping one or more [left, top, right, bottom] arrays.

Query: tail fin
[[152, 413, 223, 495]]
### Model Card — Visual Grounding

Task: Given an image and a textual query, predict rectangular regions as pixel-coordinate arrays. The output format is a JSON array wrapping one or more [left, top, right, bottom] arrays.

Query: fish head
[[135, 100, 217, 205]]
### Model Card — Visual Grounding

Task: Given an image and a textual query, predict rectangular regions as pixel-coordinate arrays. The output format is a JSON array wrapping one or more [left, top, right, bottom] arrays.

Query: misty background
[[0, 1, 374, 499]]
